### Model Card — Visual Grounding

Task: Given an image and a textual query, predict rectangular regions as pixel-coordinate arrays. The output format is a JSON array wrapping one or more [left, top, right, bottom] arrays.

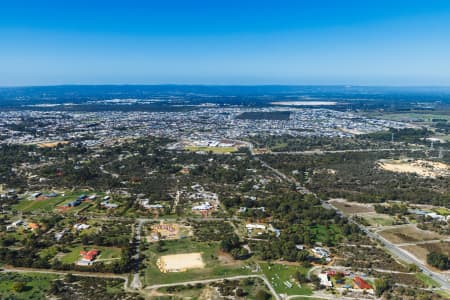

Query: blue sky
[[1, 0, 450, 86]]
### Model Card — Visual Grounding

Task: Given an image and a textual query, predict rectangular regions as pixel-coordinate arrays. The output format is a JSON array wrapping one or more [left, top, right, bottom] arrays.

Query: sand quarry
[[157, 253, 205, 273], [378, 159, 450, 178]]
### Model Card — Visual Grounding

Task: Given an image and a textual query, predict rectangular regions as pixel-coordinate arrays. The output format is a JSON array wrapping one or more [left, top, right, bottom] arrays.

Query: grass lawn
[[1, 231, 27, 243], [432, 207, 450, 216], [0, 272, 59, 300], [185, 146, 237, 153], [363, 215, 394, 226], [260, 263, 312, 296], [97, 247, 122, 261], [13, 190, 104, 213], [59, 245, 122, 264], [13, 197, 66, 212], [39, 245, 59, 259], [143, 239, 255, 285], [271, 143, 289, 151], [416, 273, 441, 288], [437, 289, 450, 299], [310, 224, 343, 244]]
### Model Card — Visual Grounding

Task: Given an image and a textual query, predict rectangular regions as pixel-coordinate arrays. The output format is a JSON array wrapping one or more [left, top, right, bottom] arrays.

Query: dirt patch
[[217, 250, 239, 266], [423, 241, 450, 256], [199, 286, 222, 300], [37, 141, 69, 148], [402, 242, 450, 267], [402, 245, 430, 264], [329, 199, 375, 215], [379, 225, 445, 244], [378, 159, 450, 178], [147, 222, 192, 242], [157, 253, 205, 273]]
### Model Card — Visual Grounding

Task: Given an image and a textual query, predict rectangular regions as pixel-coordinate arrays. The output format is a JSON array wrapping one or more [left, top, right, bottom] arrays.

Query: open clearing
[[157, 253, 205, 273], [36, 141, 69, 148], [363, 213, 395, 226], [329, 199, 374, 215], [13, 190, 104, 213], [379, 225, 446, 244], [143, 239, 252, 285], [260, 263, 312, 296], [147, 222, 192, 242], [185, 146, 237, 153], [402, 241, 450, 265], [0, 272, 58, 299], [378, 158, 450, 178]]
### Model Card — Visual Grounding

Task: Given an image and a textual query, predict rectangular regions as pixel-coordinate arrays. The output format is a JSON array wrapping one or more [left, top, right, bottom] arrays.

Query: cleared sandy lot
[[157, 253, 205, 273], [329, 198, 374, 215], [37, 141, 69, 148], [402, 241, 450, 266], [379, 225, 445, 244], [378, 159, 450, 178], [147, 223, 193, 242]]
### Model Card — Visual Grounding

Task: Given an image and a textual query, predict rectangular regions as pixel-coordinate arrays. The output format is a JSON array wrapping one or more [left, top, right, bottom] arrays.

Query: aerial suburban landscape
[[0, 85, 450, 299], [2, 1, 450, 299]]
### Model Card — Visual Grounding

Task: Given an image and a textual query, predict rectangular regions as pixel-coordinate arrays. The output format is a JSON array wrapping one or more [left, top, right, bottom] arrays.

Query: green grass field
[[270, 143, 289, 151], [260, 263, 312, 296], [310, 224, 343, 244], [13, 197, 66, 212], [363, 214, 395, 226], [432, 207, 450, 216], [0, 272, 59, 300], [143, 239, 255, 285], [185, 146, 237, 153], [13, 191, 104, 213]]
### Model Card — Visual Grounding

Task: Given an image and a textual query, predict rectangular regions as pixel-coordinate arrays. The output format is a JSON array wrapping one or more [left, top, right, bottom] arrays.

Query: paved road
[[145, 274, 280, 300], [350, 219, 450, 290], [130, 219, 145, 289], [258, 147, 431, 156], [256, 155, 450, 291]]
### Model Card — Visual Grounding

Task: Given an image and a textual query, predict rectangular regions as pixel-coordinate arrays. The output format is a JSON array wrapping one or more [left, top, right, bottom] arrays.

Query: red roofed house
[[353, 276, 372, 289], [80, 249, 99, 262]]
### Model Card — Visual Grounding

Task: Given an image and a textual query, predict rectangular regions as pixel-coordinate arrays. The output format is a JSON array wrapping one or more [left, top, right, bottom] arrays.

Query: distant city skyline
[[1, 0, 450, 86]]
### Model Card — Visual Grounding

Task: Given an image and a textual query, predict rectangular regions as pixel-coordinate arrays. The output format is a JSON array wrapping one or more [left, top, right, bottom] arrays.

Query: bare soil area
[[402, 241, 450, 266], [379, 225, 445, 244], [329, 198, 375, 215], [378, 159, 450, 178]]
